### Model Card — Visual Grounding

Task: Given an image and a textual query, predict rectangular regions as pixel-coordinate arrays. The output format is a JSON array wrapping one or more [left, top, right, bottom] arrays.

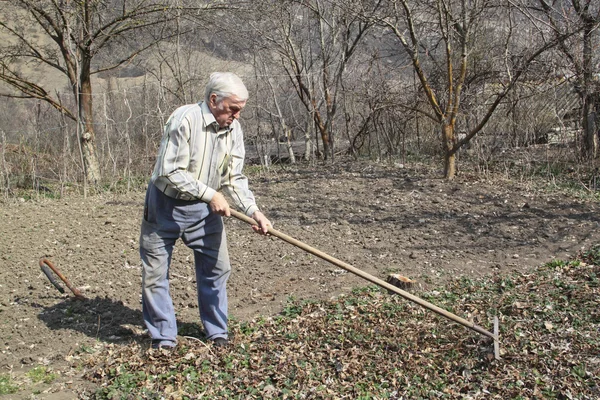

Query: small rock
[[20, 356, 34, 364], [263, 384, 276, 395]]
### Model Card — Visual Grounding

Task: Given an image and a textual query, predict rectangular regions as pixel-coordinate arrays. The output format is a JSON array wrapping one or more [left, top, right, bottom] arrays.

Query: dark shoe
[[211, 337, 229, 348], [151, 339, 176, 351]]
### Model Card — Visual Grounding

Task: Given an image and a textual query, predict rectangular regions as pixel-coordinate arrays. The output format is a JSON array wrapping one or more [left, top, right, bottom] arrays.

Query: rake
[[230, 209, 500, 360]]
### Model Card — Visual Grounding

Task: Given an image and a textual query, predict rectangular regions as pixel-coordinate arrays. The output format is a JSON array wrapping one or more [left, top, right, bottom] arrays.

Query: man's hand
[[251, 211, 272, 235], [209, 192, 231, 216]]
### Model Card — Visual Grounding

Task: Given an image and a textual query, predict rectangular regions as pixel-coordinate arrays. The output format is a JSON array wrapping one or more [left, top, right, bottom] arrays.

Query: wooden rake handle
[[230, 209, 498, 343]]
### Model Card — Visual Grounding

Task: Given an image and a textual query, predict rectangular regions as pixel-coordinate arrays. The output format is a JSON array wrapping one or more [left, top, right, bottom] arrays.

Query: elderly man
[[140, 72, 271, 349]]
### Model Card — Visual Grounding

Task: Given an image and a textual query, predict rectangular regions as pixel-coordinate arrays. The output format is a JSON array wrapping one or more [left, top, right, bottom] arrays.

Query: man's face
[[208, 94, 246, 128]]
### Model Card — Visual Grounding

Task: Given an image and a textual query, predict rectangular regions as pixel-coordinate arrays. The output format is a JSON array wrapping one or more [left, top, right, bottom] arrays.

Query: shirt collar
[[200, 101, 219, 129], [200, 101, 233, 134]]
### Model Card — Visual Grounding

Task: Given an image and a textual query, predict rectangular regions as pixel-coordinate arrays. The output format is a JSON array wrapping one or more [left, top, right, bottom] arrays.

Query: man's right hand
[[209, 192, 231, 216]]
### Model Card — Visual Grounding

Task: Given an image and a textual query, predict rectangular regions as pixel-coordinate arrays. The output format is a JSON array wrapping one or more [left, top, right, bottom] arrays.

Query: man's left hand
[[251, 211, 272, 235]]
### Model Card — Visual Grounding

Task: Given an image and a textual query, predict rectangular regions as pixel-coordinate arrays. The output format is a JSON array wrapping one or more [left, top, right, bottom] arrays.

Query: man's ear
[[209, 93, 218, 107]]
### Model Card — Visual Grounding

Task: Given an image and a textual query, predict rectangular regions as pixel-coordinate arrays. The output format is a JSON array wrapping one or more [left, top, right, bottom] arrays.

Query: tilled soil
[[1, 160, 599, 398]]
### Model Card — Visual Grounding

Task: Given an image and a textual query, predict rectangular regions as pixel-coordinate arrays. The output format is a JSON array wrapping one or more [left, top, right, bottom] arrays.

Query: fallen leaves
[[78, 247, 600, 399]]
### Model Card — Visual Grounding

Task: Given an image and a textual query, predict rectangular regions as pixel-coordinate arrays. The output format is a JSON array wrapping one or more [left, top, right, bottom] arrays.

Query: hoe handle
[[41, 264, 65, 293], [229, 209, 497, 341], [39, 258, 86, 300]]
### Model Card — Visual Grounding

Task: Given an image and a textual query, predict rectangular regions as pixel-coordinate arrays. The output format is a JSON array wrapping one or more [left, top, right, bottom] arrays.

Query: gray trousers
[[140, 183, 231, 344]]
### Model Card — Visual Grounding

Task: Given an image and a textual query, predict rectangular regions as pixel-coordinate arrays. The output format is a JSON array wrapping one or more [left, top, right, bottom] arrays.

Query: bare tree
[[258, 58, 297, 164], [244, 0, 380, 161], [376, 0, 570, 179], [535, 0, 600, 159], [0, 0, 218, 185]]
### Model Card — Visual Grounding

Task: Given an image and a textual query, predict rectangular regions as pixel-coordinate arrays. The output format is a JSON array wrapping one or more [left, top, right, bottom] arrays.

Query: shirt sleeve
[[155, 113, 216, 202], [221, 125, 259, 216]]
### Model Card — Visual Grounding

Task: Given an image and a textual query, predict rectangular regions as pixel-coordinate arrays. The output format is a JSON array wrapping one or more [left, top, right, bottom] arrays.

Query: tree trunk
[[312, 102, 330, 159], [79, 62, 101, 184], [583, 102, 598, 158], [304, 118, 313, 161], [581, 21, 598, 159], [582, 90, 599, 159], [285, 128, 296, 164], [444, 152, 457, 180], [442, 123, 457, 179]]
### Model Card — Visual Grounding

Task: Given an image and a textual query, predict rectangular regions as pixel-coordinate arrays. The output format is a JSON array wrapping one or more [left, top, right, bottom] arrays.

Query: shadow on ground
[[37, 296, 207, 346]]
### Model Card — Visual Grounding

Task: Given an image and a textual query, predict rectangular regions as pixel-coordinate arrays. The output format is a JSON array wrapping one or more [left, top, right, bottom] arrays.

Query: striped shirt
[[150, 101, 259, 216]]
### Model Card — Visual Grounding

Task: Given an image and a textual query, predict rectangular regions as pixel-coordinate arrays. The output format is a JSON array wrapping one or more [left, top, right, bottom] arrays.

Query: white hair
[[204, 72, 248, 103]]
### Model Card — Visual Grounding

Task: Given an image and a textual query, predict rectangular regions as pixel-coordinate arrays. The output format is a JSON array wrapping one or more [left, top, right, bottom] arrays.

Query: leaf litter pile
[[80, 247, 600, 399]]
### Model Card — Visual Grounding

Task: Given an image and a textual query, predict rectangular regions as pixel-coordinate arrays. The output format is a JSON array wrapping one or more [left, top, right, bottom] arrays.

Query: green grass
[[0, 366, 58, 396], [27, 366, 57, 384], [0, 374, 18, 395], [581, 245, 600, 266]]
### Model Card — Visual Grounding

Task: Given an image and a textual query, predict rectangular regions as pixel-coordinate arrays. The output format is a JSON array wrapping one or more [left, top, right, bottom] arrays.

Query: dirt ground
[[1, 160, 599, 398]]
